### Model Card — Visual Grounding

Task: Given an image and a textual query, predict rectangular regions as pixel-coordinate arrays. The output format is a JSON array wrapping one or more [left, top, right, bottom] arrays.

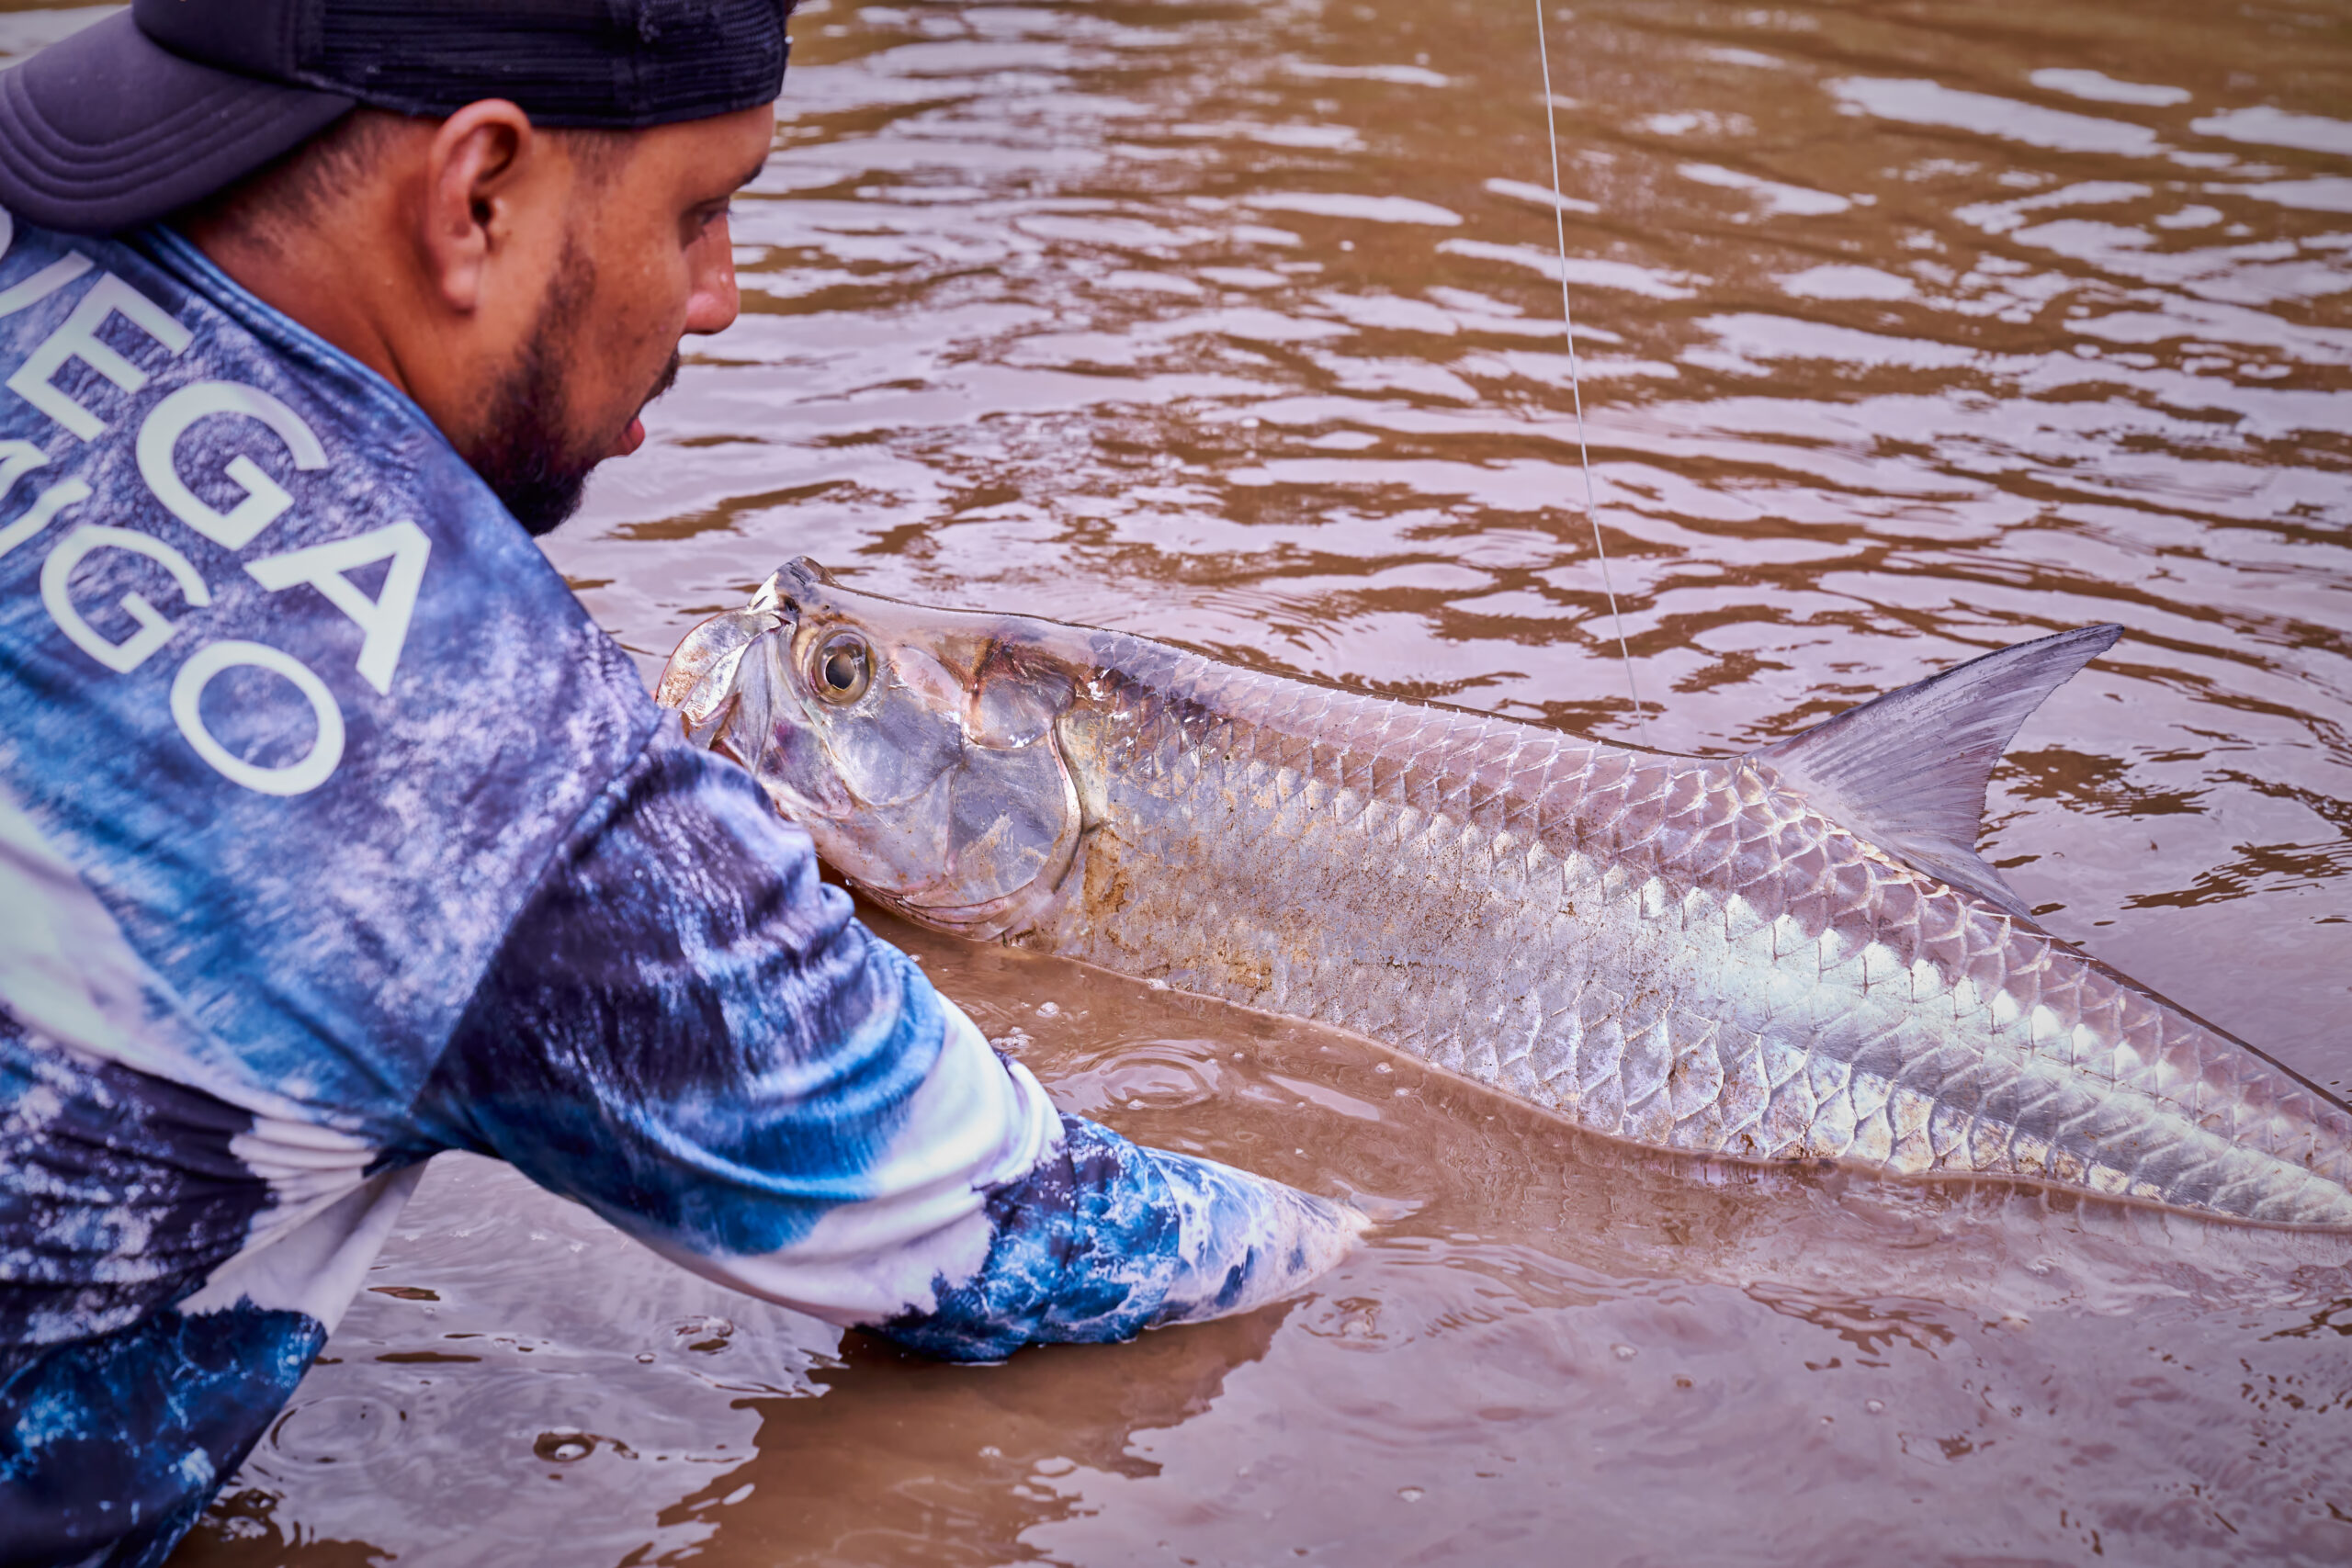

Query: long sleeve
[[406, 732, 1357, 1360]]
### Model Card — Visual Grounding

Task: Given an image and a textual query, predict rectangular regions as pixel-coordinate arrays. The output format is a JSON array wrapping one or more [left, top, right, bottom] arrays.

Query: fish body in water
[[661, 561, 2352, 1228]]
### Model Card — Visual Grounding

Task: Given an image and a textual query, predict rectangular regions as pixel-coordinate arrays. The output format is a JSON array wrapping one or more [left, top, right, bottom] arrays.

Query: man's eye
[[684, 202, 732, 249]]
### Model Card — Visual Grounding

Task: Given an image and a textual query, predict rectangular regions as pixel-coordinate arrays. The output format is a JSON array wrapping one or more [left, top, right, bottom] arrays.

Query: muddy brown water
[[3, 0, 2346, 1562]]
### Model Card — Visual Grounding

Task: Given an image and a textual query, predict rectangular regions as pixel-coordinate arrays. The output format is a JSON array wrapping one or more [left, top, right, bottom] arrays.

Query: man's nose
[[684, 218, 741, 336]]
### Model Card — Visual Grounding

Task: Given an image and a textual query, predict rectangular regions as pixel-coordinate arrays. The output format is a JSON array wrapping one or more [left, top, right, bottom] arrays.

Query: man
[[0, 3, 1357, 1562]]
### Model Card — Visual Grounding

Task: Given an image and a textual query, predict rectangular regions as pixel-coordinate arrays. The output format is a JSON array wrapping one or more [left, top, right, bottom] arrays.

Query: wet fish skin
[[1051, 642, 2352, 1224], [662, 562, 2352, 1229]]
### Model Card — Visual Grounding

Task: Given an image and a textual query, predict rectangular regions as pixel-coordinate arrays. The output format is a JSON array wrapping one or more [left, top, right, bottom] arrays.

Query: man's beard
[[468, 241, 682, 537]]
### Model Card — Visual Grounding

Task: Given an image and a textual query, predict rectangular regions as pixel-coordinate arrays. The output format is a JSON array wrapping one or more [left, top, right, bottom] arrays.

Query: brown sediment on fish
[[664, 564, 2352, 1229]]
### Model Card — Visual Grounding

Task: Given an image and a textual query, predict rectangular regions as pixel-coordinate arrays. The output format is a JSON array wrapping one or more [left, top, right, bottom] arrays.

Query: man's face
[[472, 104, 774, 533]]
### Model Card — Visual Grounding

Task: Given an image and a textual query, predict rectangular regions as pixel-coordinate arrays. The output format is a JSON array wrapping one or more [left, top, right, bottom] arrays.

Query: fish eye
[[812, 631, 872, 705]]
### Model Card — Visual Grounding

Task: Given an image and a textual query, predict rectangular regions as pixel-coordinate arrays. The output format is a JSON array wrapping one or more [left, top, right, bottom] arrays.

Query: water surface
[[14, 0, 2336, 1560]]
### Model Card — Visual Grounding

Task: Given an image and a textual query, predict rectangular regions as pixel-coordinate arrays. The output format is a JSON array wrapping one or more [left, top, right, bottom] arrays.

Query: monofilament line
[[1535, 0, 1650, 748]]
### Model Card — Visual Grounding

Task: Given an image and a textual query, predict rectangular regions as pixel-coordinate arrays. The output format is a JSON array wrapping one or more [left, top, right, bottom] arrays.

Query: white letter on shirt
[[0, 439, 47, 500], [170, 639, 345, 796], [245, 522, 430, 697], [0, 441, 89, 563], [40, 525, 213, 673], [0, 201, 100, 321], [6, 274, 192, 441], [137, 381, 328, 550], [0, 254, 96, 322]]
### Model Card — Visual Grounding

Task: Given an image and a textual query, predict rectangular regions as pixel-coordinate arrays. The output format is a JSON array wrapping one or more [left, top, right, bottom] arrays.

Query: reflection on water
[[10, 0, 2321, 1559]]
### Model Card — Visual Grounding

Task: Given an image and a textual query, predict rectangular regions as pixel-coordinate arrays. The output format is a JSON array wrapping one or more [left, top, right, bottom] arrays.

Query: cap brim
[[0, 11, 354, 236]]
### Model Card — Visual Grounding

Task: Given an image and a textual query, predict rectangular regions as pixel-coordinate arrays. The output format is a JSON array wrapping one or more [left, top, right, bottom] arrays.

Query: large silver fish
[[659, 560, 2352, 1228]]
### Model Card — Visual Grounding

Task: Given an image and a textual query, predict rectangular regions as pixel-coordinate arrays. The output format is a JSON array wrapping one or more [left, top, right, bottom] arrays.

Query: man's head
[[183, 100, 774, 533], [0, 0, 784, 534]]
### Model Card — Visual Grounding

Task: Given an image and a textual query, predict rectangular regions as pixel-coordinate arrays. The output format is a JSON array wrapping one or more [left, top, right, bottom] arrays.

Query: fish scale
[[662, 565, 2352, 1227], [1034, 640, 2352, 1225]]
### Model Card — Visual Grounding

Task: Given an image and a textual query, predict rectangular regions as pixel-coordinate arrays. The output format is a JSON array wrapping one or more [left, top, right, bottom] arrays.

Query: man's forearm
[[420, 733, 1356, 1359]]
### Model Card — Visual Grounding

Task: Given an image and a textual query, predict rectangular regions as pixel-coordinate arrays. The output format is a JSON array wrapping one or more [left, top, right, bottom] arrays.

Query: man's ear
[[419, 99, 537, 314]]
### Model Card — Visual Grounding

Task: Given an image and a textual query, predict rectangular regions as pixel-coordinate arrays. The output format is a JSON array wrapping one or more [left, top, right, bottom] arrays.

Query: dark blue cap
[[0, 0, 791, 235]]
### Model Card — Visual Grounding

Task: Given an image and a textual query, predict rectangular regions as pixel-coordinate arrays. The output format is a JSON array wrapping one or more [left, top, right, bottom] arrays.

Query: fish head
[[657, 558, 1088, 939]]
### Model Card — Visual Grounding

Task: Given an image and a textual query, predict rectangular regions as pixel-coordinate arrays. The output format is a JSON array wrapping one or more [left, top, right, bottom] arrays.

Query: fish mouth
[[656, 576, 793, 741], [862, 876, 1057, 942]]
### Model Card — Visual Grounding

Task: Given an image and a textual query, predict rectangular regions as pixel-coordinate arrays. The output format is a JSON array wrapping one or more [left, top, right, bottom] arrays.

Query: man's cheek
[[583, 297, 662, 419]]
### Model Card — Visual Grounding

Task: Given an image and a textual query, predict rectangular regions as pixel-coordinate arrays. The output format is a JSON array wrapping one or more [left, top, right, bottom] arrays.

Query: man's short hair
[[175, 110, 637, 254]]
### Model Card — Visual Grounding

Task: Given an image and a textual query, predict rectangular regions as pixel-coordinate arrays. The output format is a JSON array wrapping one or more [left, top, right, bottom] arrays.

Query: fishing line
[[1534, 0, 1650, 748]]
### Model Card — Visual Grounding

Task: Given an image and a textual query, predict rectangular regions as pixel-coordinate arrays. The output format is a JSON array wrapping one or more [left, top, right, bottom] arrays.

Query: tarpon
[[657, 560, 2352, 1228]]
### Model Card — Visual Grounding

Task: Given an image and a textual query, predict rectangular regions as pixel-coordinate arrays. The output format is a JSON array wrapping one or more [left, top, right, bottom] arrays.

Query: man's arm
[[404, 731, 1357, 1360]]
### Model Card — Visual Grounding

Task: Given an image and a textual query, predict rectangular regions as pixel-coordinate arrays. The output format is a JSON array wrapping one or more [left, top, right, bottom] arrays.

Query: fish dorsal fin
[[1750, 626, 2123, 917]]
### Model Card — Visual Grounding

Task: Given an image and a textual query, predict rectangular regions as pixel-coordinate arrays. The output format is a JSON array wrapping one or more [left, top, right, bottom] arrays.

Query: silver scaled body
[[1044, 639, 2352, 1226]]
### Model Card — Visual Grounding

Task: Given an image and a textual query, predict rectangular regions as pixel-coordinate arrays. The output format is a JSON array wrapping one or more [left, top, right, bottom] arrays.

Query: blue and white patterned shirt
[[0, 215, 1352, 1567]]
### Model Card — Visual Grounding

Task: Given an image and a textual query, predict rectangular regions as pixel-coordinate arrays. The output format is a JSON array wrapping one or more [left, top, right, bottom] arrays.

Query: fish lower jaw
[[864, 879, 1057, 942]]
